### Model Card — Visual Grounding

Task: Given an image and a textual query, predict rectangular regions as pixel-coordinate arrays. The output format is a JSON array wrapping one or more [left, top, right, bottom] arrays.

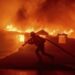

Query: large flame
[[44, 28, 74, 37], [5, 24, 25, 43], [5, 24, 22, 33], [4, 24, 75, 39], [63, 29, 74, 35]]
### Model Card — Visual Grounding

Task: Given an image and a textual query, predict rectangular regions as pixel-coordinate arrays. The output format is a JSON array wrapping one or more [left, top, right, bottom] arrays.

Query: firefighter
[[22, 32, 54, 63]]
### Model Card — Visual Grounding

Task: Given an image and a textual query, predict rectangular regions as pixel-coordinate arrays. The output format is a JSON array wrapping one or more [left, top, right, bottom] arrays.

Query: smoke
[[13, 0, 46, 30], [36, 0, 75, 29], [14, 0, 75, 30], [0, 0, 21, 28], [0, 0, 75, 30]]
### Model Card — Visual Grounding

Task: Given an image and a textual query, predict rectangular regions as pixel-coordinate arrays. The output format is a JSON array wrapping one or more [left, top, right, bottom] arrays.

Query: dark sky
[[0, 0, 75, 30]]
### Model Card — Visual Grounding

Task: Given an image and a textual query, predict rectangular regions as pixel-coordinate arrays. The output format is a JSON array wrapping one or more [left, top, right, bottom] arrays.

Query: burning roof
[[37, 30, 48, 35]]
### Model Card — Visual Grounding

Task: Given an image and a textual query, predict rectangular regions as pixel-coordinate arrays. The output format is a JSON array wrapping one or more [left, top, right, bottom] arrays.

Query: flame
[[4, 24, 75, 38], [25, 27, 35, 33], [5, 24, 25, 43], [18, 35, 25, 43], [63, 29, 74, 35], [48, 30, 57, 36], [5, 24, 22, 33], [44, 28, 74, 37]]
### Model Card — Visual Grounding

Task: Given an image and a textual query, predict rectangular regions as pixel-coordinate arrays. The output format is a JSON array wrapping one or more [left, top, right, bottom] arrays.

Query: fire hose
[[46, 39, 75, 58], [20, 37, 75, 58]]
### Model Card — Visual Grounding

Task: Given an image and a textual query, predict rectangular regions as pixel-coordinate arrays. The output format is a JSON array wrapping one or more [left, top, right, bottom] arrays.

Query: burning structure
[[0, 0, 75, 68], [0, 0, 75, 38], [37, 30, 49, 38]]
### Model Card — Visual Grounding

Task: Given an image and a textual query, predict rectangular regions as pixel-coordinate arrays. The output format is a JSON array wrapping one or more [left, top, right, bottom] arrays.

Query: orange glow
[[25, 27, 35, 33], [48, 30, 57, 36], [18, 34, 25, 43], [44, 28, 74, 37], [5, 24, 22, 33], [5, 24, 25, 43], [63, 29, 74, 35], [39, 35, 46, 38], [4, 24, 75, 38]]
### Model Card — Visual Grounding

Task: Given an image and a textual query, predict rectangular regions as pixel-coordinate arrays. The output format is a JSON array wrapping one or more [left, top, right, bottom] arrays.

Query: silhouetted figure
[[22, 32, 54, 63]]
